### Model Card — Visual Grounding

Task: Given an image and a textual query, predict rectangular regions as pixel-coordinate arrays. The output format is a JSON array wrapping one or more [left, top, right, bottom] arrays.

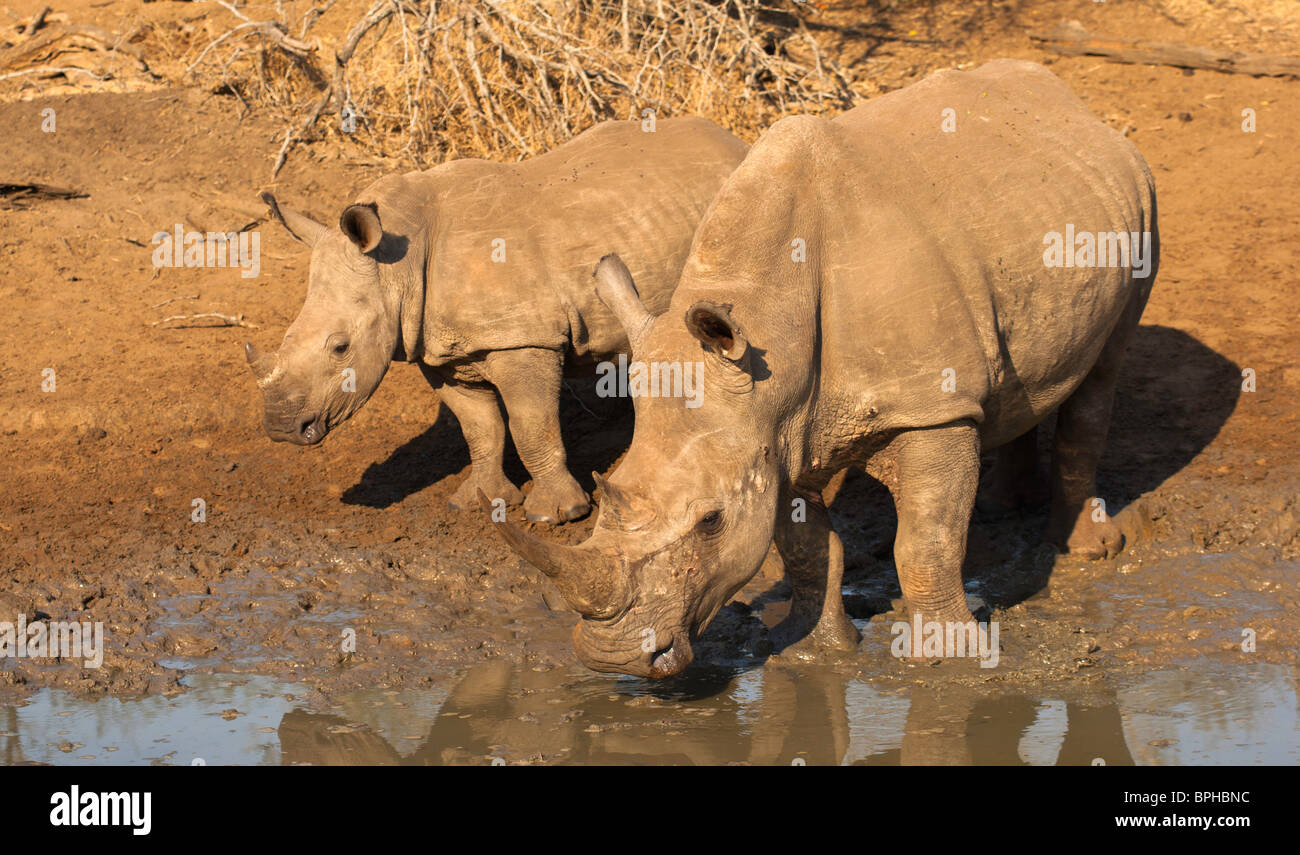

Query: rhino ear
[[261, 192, 329, 247], [685, 301, 749, 364], [339, 202, 383, 253]]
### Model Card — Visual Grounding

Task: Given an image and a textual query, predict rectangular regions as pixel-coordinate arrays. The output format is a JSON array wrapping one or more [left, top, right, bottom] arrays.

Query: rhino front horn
[[244, 341, 274, 380], [477, 489, 628, 619]]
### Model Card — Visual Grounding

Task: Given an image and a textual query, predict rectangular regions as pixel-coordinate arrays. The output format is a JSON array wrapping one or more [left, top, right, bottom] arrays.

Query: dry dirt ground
[[0, 0, 1296, 704]]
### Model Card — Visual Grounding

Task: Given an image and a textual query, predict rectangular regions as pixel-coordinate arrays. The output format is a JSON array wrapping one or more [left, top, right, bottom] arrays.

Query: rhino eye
[[332, 340, 350, 356], [695, 510, 723, 535]]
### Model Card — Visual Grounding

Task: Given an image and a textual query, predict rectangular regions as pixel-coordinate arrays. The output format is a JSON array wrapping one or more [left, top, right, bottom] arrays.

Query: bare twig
[[271, 128, 294, 179], [1031, 19, 1300, 78], [21, 6, 50, 37], [268, 0, 396, 177], [152, 312, 256, 329], [0, 65, 108, 83]]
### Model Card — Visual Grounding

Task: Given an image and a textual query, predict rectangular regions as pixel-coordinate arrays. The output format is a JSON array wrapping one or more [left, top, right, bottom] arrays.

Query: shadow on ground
[[342, 379, 635, 509], [824, 324, 1241, 618]]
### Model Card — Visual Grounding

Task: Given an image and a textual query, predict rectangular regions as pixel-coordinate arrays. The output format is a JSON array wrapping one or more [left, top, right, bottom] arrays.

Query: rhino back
[[420, 117, 748, 366], [679, 59, 1156, 452]]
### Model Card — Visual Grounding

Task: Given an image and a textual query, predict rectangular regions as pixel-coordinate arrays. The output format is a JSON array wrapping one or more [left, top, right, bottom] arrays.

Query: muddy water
[[3, 663, 1295, 765]]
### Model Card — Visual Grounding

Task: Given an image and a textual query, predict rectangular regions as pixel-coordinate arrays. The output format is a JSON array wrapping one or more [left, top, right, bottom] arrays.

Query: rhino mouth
[[573, 620, 694, 679], [298, 415, 326, 445], [265, 413, 328, 446], [648, 636, 694, 679]]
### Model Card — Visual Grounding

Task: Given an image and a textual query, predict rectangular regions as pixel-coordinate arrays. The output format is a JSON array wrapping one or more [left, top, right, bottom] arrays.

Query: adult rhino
[[247, 117, 748, 523], [489, 60, 1159, 676]]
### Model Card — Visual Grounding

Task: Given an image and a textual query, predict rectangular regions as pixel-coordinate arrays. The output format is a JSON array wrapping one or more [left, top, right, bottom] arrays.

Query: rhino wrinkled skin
[[494, 60, 1159, 678], [248, 117, 748, 524]]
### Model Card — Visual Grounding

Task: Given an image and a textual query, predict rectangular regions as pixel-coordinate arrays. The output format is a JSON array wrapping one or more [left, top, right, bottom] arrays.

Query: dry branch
[[0, 182, 87, 208], [268, 0, 396, 177], [21, 6, 50, 37], [0, 22, 158, 82], [152, 312, 255, 329], [1030, 19, 1300, 78], [189, 1, 317, 73]]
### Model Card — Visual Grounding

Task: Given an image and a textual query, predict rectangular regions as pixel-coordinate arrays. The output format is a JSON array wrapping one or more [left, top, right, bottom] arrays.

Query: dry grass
[[178, 0, 859, 170]]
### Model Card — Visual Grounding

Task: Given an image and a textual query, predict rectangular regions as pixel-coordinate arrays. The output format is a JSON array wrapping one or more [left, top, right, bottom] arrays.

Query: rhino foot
[[1048, 505, 1124, 560], [523, 474, 591, 525], [770, 610, 861, 662], [449, 474, 524, 511]]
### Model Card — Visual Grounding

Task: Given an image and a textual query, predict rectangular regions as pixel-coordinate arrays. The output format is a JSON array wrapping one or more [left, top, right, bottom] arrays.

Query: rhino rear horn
[[594, 253, 654, 356], [477, 489, 629, 619], [592, 472, 656, 530], [261, 192, 329, 247]]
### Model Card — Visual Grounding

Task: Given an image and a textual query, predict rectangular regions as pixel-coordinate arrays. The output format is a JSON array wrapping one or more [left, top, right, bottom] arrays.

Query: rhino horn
[[592, 472, 656, 530], [477, 489, 628, 619], [261, 191, 330, 247], [594, 253, 654, 356], [244, 341, 276, 381]]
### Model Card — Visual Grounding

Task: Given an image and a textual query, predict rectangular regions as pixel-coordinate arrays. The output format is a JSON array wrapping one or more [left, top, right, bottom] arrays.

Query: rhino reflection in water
[[489, 59, 1159, 677], [273, 663, 1140, 766]]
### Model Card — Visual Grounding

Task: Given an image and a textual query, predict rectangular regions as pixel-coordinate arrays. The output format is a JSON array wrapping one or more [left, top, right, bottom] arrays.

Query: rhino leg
[[1045, 290, 1146, 559], [889, 421, 979, 626], [484, 348, 591, 524], [975, 427, 1042, 517], [422, 366, 525, 510], [769, 483, 860, 659]]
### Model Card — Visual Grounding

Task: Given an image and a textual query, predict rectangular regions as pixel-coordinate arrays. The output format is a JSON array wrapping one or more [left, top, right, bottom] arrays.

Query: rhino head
[[248, 190, 420, 445], [488, 254, 783, 678]]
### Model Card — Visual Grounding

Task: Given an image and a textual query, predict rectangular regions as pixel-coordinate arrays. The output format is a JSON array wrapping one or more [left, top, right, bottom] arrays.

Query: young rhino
[[248, 118, 747, 523], [489, 60, 1158, 676]]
